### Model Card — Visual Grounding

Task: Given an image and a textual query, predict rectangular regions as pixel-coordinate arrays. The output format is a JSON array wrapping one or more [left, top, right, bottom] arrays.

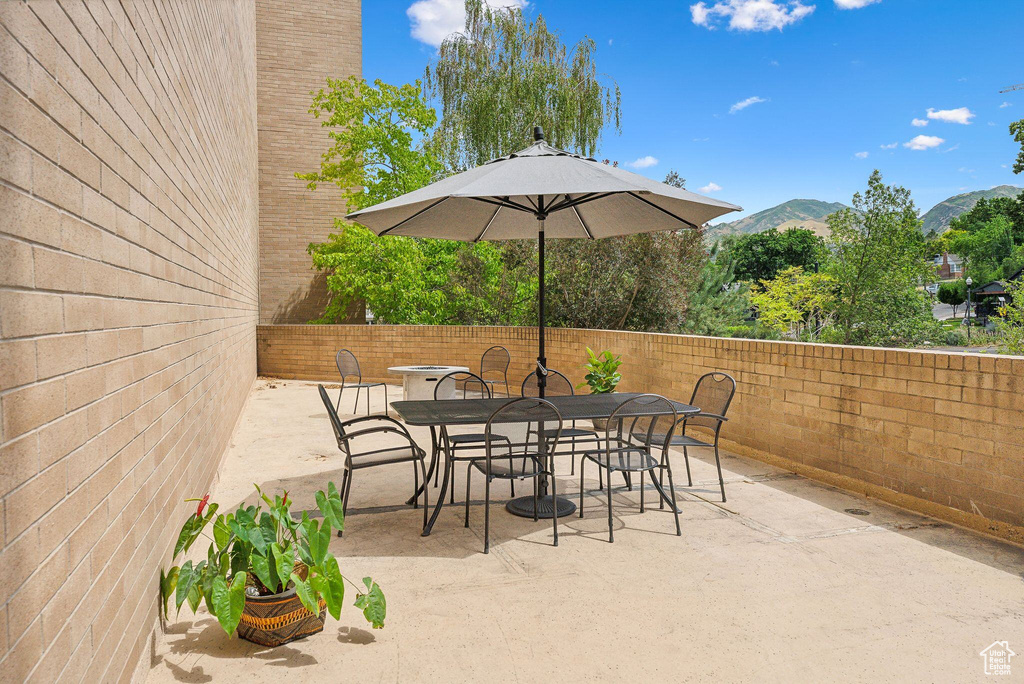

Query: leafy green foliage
[[825, 170, 939, 346], [995, 279, 1024, 354], [681, 240, 750, 335], [727, 227, 826, 284], [1011, 119, 1024, 175], [750, 266, 836, 340], [423, 0, 620, 172], [354, 577, 387, 629], [942, 193, 1024, 284], [937, 280, 967, 316], [577, 347, 622, 394], [160, 484, 385, 638]]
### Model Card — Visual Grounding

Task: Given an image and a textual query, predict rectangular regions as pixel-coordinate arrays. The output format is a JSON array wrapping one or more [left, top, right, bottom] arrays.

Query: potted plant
[[159, 482, 385, 647], [577, 347, 622, 430]]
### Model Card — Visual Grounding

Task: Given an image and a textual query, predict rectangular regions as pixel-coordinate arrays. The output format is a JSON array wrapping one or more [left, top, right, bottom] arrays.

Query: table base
[[506, 494, 576, 519]]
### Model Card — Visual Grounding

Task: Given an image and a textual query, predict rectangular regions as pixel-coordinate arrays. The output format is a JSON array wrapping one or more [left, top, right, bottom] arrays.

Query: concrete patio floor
[[149, 379, 1024, 683]]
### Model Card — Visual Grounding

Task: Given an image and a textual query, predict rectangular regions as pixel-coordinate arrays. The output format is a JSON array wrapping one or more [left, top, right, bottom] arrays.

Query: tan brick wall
[[256, 0, 361, 324], [258, 324, 1024, 541], [0, 2, 258, 681]]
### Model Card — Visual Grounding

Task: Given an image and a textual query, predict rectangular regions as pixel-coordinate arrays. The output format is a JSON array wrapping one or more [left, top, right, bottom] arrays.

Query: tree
[[995, 279, 1024, 354], [937, 280, 966, 317], [750, 266, 836, 339], [1011, 119, 1024, 175], [681, 241, 750, 335], [825, 170, 936, 345], [945, 216, 1016, 283], [424, 0, 620, 172], [729, 227, 825, 284]]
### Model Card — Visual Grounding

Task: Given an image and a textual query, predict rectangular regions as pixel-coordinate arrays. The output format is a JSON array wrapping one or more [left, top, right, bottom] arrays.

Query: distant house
[[931, 252, 963, 279]]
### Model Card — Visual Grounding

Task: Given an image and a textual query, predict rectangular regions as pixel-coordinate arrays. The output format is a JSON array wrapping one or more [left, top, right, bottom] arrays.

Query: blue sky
[[364, 0, 1024, 221]]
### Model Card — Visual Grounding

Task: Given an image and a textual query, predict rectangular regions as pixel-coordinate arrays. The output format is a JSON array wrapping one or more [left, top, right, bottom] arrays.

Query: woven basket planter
[[236, 585, 327, 647]]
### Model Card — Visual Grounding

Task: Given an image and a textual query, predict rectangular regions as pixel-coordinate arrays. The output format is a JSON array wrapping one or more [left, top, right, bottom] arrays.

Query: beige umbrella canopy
[[347, 131, 741, 241]]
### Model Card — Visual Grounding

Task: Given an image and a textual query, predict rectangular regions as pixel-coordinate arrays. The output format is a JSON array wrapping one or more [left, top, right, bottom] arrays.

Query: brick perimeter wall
[[256, 0, 361, 324], [258, 324, 1024, 541], [0, 2, 258, 681]]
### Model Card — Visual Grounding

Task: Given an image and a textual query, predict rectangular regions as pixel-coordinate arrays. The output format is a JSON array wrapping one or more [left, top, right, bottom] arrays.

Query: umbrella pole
[[537, 216, 546, 399]]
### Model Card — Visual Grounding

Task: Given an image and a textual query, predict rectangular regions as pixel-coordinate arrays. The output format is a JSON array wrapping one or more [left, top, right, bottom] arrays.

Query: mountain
[[706, 199, 849, 240], [919, 185, 1023, 235]]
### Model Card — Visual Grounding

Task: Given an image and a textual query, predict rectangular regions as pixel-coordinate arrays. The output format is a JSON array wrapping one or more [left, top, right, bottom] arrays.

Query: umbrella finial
[[533, 126, 544, 142]]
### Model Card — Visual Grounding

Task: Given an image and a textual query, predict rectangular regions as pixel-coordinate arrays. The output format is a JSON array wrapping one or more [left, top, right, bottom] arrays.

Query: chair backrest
[[484, 397, 562, 460], [687, 372, 736, 429], [608, 394, 678, 455], [520, 369, 575, 397], [434, 370, 492, 400], [480, 345, 510, 380], [318, 384, 351, 456], [335, 349, 361, 384]]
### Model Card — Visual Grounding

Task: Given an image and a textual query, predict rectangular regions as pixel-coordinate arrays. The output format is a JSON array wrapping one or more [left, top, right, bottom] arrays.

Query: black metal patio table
[[392, 393, 699, 536]]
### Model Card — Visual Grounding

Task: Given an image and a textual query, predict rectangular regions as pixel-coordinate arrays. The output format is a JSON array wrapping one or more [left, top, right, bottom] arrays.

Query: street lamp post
[[965, 276, 973, 341]]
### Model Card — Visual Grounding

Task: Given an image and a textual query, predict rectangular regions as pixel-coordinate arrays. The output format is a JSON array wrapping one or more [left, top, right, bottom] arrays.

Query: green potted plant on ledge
[[160, 483, 385, 647], [577, 347, 623, 429]]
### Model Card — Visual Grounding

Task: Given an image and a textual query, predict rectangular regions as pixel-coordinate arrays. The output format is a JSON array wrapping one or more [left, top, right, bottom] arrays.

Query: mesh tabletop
[[391, 393, 698, 426]]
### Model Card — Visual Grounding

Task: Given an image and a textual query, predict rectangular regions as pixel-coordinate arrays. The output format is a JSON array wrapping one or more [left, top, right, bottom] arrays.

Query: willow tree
[[424, 0, 621, 170]]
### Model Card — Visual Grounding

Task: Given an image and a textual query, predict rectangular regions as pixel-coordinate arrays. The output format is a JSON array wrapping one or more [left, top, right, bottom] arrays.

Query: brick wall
[[0, 2, 258, 681], [258, 324, 1024, 542], [256, 0, 361, 324]]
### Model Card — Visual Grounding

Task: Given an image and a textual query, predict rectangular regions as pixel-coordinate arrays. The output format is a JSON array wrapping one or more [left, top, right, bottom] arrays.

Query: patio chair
[[317, 384, 428, 536], [520, 369, 600, 474], [579, 394, 681, 543], [334, 349, 387, 416], [669, 372, 736, 502], [479, 345, 511, 398], [432, 371, 513, 502], [466, 398, 563, 553]]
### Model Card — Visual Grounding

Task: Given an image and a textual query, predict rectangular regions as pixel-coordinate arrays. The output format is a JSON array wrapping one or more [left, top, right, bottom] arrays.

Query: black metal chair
[[432, 370, 512, 502], [479, 345, 511, 398], [520, 369, 600, 474], [669, 372, 736, 502], [466, 398, 563, 553], [580, 394, 681, 543], [334, 349, 387, 416], [317, 384, 428, 536]]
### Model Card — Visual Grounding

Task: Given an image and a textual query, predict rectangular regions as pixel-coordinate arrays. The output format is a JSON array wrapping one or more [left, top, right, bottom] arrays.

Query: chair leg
[[336, 468, 350, 538], [714, 442, 726, 502], [570, 436, 576, 475], [683, 445, 692, 487], [384, 384, 389, 417], [449, 458, 456, 504], [549, 461, 559, 547], [432, 430, 440, 487], [465, 464, 472, 528], [352, 386, 360, 414], [606, 466, 615, 544], [413, 459, 419, 509], [483, 475, 491, 554], [419, 456, 429, 529], [336, 386, 344, 412], [532, 474, 539, 522], [664, 467, 681, 536], [639, 469, 645, 513], [578, 457, 586, 518], [598, 466, 603, 491], [339, 467, 353, 538]]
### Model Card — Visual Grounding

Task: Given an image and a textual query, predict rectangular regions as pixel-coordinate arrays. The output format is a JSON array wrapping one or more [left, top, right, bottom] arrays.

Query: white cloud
[[941, 143, 960, 154], [911, 118, 928, 127], [608, 38, 614, 45], [879, 142, 898, 149], [834, 0, 880, 7], [926, 107, 975, 125], [730, 95, 768, 113], [1000, 101, 1012, 109], [699, 182, 723, 193], [854, 151, 869, 159], [903, 135, 944, 151], [690, 0, 815, 32], [769, 59, 780, 66], [693, 137, 711, 142], [627, 155, 659, 169], [407, 0, 526, 47]]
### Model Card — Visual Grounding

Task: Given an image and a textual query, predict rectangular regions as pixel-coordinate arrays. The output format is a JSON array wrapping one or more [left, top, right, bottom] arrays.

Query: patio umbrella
[[347, 127, 742, 395]]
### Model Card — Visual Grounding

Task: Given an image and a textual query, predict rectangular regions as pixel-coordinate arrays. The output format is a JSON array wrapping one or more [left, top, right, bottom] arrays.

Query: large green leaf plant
[[160, 483, 385, 637]]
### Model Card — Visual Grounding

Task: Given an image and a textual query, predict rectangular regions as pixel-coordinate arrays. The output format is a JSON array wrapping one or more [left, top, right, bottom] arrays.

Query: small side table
[[387, 366, 470, 402]]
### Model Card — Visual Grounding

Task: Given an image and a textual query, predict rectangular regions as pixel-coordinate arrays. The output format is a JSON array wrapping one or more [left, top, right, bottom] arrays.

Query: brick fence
[[258, 324, 1024, 543]]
